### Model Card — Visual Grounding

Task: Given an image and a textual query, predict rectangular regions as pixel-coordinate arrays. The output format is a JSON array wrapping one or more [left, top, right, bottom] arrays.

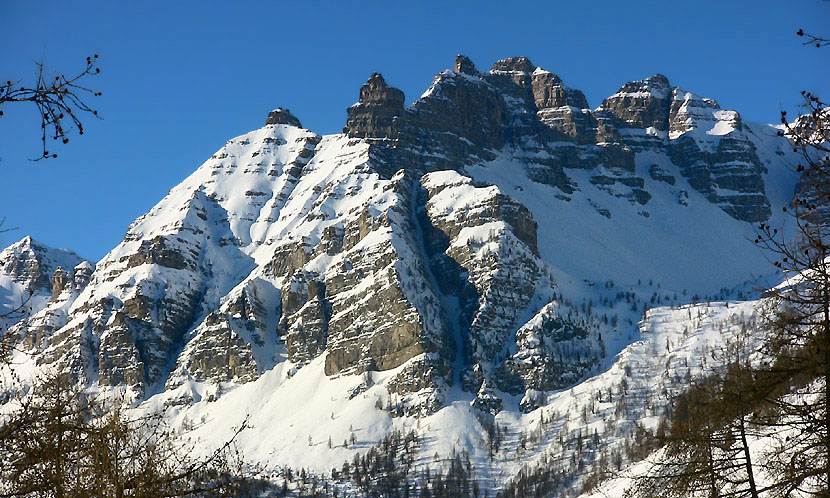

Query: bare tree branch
[[797, 28, 830, 48], [0, 56, 102, 160]]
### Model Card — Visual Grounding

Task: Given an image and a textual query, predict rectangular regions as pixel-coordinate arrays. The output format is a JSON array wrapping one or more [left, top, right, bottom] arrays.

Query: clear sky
[[1, 0, 828, 261]]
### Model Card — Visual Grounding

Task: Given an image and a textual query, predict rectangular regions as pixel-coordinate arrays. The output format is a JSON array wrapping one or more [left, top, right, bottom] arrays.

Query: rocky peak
[[360, 73, 405, 105], [600, 74, 673, 130], [17, 235, 34, 248], [454, 55, 478, 75], [531, 68, 589, 109], [0, 236, 86, 294], [265, 108, 302, 127], [490, 56, 535, 73], [646, 73, 671, 89], [344, 72, 405, 139], [50, 267, 70, 299]]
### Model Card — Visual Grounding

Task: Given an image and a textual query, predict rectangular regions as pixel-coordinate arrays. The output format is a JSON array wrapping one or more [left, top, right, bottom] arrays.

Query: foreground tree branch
[[797, 28, 830, 48], [0, 56, 102, 160]]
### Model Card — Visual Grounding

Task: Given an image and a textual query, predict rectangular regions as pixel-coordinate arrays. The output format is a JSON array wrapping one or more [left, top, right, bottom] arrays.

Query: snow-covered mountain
[[0, 236, 90, 331], [0, 55, 802, 495]]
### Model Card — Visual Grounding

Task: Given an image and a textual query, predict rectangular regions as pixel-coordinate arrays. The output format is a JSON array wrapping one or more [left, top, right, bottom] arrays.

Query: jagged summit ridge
[[337, 55, 773, 221]]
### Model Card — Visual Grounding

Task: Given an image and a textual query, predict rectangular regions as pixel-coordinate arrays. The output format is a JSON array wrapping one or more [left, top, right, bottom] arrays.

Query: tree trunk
[[738, 416, 759, 498], [707, 434, 719, 498], [823, 280, 829, 492]]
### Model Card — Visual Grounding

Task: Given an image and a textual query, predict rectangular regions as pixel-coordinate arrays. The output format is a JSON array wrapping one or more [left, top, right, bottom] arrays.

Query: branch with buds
[[797, 28, 830, 48], [0, 55, 102, 160]]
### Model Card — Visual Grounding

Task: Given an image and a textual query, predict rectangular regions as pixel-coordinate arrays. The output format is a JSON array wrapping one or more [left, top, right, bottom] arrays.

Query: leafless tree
[[753, 106, 829, 495], [797, 28, 830, 48], [0, 55, 267, 497], [0, 370, 264, 497]]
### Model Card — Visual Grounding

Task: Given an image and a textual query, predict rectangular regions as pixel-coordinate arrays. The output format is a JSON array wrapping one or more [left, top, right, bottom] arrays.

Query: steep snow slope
[[469, 120, 794, 294]]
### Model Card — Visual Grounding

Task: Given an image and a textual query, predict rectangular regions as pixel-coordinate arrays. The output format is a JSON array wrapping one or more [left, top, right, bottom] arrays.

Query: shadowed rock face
[[344, 73, 405, 139], [531, 70, 589, 110], [490, 56, 535, 73], [454, 54, 478, 75], [166, 284, 266, 389], [668, 133, 770, 222], [281, 271, 330, 365], [600, 74, 673, 131], [266, 108, 302, 127]]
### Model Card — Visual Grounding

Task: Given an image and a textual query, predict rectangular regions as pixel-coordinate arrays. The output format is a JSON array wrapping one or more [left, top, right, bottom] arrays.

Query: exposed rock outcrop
[[50, 267, 71, 299], [600, 74, 672, 131], [0, 236, 86, 296], [266, 107, 302, 127], [280, 271, 330, 365], [344, 73, 405, 139]]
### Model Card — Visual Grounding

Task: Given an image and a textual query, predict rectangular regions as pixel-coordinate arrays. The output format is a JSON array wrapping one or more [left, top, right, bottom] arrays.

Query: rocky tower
[[265, 108, 302, 127], [344, 72, 405, 139]]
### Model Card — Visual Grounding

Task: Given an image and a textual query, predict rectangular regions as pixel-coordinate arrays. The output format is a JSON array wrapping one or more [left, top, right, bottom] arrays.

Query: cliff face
[[346, 56, 773, 223]]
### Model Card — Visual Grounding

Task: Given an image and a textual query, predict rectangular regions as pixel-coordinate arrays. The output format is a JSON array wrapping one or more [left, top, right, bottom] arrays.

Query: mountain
[[0, 55, 802, 495], [0, 236, 91, 330]]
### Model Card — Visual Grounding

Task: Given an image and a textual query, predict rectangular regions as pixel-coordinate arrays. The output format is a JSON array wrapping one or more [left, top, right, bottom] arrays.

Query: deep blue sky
[[1, 1, 828, 261]]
